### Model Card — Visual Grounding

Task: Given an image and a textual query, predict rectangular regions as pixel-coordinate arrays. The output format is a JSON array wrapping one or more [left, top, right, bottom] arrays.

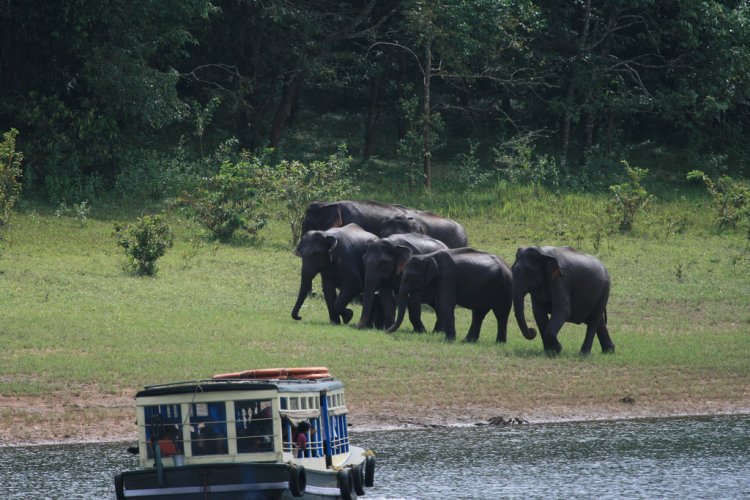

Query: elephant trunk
[[386, 286, 408, 333], [513, 285, 537, 340], [291, 264, 316, 321]]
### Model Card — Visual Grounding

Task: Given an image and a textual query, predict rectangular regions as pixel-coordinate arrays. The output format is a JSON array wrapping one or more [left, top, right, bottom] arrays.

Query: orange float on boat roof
[[212, 367, 330, 380]]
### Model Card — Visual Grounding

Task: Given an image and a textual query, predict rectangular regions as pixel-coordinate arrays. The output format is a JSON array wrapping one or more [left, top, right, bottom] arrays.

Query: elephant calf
[[512, 246, 615, 355], [387, 248, 513, 343], [291, 223, 376, 324], [357, 233, 448, 331]]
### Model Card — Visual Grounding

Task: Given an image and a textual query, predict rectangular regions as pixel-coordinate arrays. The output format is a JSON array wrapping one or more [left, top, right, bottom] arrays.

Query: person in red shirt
[[294, 421, 311, 458]]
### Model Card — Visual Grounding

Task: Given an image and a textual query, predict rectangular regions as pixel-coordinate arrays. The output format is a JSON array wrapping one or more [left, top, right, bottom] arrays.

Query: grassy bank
[[1, 183, 749, 442]]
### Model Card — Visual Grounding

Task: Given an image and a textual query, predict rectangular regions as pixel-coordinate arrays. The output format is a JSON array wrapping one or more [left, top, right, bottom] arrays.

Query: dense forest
[[1, 0, 749, 202]]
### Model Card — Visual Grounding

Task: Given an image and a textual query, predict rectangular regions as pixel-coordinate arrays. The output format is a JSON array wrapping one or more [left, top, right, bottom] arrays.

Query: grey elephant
[[291, 224, 377, 324], [512, 246, 614, 355], [356, 233, 448, 331], [301, 200, 468, 248], [380, 212, 468, 249], [387, 248, 513, 343]]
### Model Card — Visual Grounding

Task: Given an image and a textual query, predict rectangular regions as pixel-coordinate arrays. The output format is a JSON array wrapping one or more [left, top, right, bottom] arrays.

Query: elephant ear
[[326, 235, 338, 262], [538, 248, 564, 278], [424, 256, 440, 283], [394, 246, 413, 274]]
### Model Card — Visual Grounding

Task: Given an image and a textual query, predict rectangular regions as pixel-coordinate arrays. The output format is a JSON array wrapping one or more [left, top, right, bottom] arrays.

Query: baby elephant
[[512, 246, 614, 355], [387, 248, 513, 343]]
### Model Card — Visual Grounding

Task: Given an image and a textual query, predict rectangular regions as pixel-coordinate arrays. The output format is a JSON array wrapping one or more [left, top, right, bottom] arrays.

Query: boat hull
[[115, 462, 351, 499]]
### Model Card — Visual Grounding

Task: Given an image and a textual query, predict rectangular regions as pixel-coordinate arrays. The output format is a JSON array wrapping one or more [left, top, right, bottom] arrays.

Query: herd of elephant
[[290, 200, 615, 355]]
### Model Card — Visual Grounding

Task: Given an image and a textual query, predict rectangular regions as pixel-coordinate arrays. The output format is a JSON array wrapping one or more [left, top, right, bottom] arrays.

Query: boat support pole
[[154, 442, 164, 486]]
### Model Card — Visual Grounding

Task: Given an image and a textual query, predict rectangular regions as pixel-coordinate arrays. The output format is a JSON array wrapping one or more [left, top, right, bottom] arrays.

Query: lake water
[[0, 414, 748, 499]]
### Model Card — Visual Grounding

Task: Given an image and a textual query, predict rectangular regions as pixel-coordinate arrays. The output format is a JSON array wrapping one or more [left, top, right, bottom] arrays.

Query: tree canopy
[[1, 0, 748, 200]]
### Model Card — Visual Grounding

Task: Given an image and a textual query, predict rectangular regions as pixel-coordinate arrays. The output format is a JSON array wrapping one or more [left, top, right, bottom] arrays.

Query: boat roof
[[135, 377, 344, 398]]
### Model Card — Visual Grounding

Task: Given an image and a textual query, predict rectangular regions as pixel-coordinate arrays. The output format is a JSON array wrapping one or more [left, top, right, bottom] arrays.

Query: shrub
[[607, 161, 654, 232], [0, 128, 23, 238], [179, 153, 271, 241], [113, 214, 174, 276], [493, 134, 561, 191], [270, 144, 359, 246], [687, 170, 750, 230]]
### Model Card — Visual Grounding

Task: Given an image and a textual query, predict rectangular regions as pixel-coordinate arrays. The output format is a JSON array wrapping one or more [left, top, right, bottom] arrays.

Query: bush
[[687, 170, 750, 230], [271, 144, 359, 246], [0, 128, 23, 239], [179, 153, 271, 241], [607, 161, 654, 232], [493, 134, 561, 190], [113, 214, 174, 276]]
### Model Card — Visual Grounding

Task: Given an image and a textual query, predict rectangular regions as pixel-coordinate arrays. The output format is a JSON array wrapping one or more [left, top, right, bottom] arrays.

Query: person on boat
[[294, 421, 312, 458]]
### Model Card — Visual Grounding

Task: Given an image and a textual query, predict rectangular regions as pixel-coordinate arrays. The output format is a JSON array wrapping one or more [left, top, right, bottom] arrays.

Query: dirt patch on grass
[[1, 389, 748, 447]]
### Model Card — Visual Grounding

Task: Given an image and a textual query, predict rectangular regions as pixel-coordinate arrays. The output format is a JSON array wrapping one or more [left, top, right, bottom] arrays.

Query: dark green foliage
[[0, 129, 23, 238], [114, 214, 174, 276], [1, 0, 749, 201], [270, 144, 359, 246], [607, 161, 654, 233], [687, 170, 750, 230], [178, 155, 271, 241]]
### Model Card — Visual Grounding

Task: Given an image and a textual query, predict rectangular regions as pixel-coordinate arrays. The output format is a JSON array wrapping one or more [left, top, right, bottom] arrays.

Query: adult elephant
[[356, 233, 448, 331], [301, 200, 407, 237], [291, 224, 377, 324], [301, 200, 467, 248], [387, 248, 513, 343], [511, 246, 615, 355], [380, 212, 468, 249]]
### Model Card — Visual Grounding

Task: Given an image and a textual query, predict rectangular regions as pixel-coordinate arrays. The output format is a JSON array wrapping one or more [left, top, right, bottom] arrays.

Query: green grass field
[[1, 182, 749, 429]]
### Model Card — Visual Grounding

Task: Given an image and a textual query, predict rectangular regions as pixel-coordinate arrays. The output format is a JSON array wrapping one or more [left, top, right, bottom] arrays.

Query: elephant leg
[[580, 320, 598, 355], [439, 302, 456, 342], [464, 308, 488, 343], [493, 300, 511, 343], [333, 285, 359, 324], [596, 320, 615, 353], [531, 300, 552, 350], [321, 276, 341, 324], [407, 297, 426, 333]]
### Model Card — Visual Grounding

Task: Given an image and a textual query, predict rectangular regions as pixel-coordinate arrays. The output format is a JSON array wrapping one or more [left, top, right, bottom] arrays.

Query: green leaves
[[114, 214, 174, 276], [0, 129, 23, 238], [607, 161, 654, 233]]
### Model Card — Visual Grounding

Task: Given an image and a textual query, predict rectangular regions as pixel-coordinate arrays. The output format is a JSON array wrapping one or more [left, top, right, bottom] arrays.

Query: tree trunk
[[422, 37, 432, 190], [269, 72, 306, 148], [363, 74, 383, 160]]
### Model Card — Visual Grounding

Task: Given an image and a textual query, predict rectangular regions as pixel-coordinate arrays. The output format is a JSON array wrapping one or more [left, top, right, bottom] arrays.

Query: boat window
[[234, 399, 275, 454], [328, 412, 350, 455], [143, 404, 184, 460], [280, 397, 288, 410], [283, 416, 324, 459], [289, 398, 299, 410], [301, 397, 308, 410], [189, 402, 228, 456]]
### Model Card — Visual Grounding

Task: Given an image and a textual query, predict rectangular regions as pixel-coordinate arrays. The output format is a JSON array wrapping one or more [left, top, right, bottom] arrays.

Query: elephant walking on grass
[[291, 224, 376, 324], [387, 248, 513, 343], [357, 233, 448, 331], [512, 246, 615, 355]]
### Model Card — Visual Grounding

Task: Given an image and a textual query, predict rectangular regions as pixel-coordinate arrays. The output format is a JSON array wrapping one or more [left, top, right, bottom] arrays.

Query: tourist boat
[[114, 367, 376, 499]]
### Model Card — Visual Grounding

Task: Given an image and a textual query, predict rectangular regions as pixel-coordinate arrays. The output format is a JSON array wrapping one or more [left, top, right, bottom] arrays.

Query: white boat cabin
[[134, 378, 353, 470]]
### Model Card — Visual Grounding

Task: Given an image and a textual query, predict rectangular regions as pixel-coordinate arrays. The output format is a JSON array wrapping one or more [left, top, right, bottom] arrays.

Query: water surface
[[0, 415, 748, 499]]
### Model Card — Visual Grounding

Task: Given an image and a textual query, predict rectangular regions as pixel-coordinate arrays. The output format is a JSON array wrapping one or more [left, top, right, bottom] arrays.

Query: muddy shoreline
[[1, 392, 748, 447]]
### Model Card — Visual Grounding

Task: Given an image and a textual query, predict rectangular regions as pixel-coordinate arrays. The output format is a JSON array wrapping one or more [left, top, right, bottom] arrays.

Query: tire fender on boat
[[289, 465, 307, 497], [351, 464, 366, 496], [337, 468, 356, 500], [364, 454, 376, 488]]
